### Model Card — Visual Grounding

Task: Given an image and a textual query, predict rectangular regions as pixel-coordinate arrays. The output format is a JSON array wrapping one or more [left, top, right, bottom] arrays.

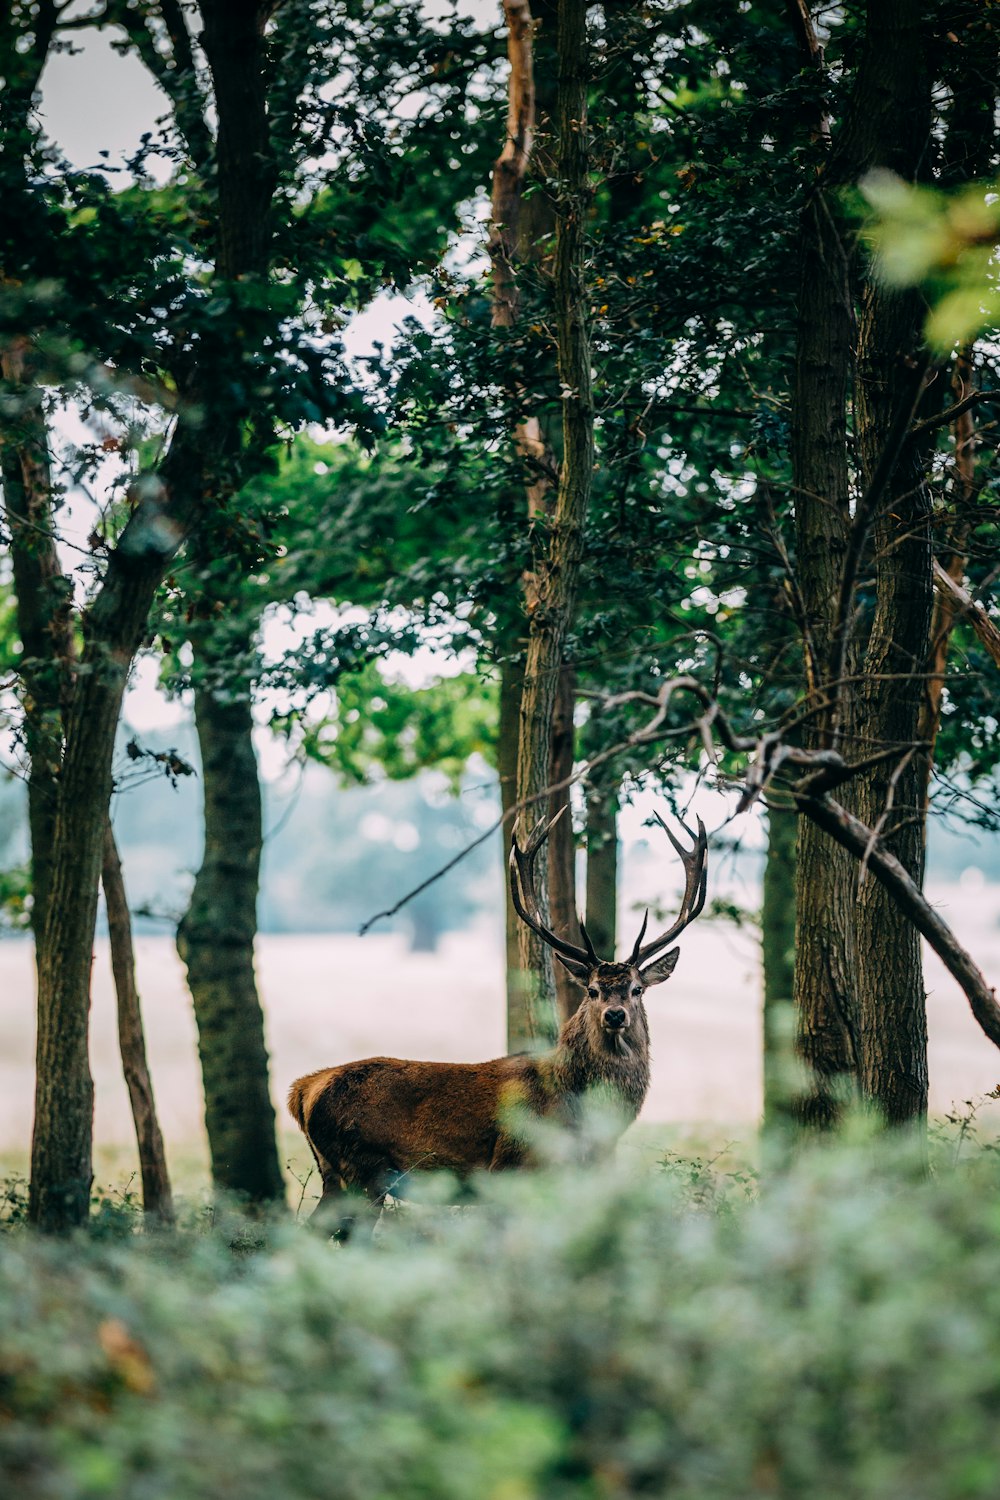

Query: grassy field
[[3, 882, 1000, 1196]]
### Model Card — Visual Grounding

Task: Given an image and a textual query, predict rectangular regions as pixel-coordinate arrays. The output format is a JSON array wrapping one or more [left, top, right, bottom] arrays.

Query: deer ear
[[555, 953, 591, 983], [639, 948, 679, 986]]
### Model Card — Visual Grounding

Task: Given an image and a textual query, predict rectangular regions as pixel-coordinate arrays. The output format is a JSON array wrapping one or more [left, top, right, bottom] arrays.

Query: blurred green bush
[[3, 1137, 1000, 1499], [862, 169, 1000, 350]]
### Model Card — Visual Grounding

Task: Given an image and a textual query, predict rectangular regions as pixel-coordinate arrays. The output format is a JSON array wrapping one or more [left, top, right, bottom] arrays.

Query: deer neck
[[547, 1003, 651, 1122]]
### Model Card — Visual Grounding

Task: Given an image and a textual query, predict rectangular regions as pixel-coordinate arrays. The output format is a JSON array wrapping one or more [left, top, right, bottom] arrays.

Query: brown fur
[[288, 958, 668, 1236]]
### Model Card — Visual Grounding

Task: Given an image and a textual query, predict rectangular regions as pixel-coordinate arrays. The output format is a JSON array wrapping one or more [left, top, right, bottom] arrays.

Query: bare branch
[[910, 389, 993, 442], [932, 560, 1000, 671]]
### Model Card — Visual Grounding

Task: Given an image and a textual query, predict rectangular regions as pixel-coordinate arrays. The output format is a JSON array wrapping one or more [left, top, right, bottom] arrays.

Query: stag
[[288, 810, 707, 1236]]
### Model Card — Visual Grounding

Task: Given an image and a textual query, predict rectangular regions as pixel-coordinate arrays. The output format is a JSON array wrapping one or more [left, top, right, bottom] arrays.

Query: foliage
[[7, 1142, 1000, 1497], [0, 859, 31, 931], [863, 171, 1000, 350], [290, 665, 497, 793]]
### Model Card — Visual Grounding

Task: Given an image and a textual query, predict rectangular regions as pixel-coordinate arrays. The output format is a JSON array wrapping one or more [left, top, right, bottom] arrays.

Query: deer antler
[[629, 814, 708, 967], [509, 807, 599, 968]]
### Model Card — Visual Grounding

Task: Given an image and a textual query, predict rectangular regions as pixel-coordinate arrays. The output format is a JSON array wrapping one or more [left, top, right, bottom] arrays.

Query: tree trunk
[[915, 17, 997, 797], [0, 361, 70, 952], [499, 655, 535, 1049], [548, 664, 581, 1023], [177, 671, 285, 1206], [26, 0, 277, 1230], [515, 0, 593, 1040], [788, 34, 859, 1124], [918, 352, 976, 789], [762, 802, 797, 1129], [102, 822, 174, 1223], [851, 2, 934, 1128], [584, 782, 618, 960]]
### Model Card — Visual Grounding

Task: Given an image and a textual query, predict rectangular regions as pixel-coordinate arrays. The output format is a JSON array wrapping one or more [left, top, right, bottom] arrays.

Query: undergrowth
[[3, 1113, 1000, 1498]]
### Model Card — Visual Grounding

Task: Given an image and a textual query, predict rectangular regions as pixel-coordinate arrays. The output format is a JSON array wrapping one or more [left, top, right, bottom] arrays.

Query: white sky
[[37, 21, 461, 777]]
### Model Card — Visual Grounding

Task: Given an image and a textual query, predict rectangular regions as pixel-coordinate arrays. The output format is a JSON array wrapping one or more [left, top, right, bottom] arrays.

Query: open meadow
[[4, 878, 1000, 1200]]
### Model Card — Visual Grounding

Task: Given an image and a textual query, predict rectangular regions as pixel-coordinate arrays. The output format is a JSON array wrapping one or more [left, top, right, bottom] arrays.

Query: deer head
[[509, 807, 708, 1041]]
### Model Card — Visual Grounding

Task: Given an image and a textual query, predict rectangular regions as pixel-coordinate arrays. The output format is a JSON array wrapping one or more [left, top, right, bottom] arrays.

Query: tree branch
[[932, 559, 1000, 671]]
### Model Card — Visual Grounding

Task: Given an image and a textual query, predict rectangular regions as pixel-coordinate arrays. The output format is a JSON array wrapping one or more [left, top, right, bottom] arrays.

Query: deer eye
[[588, 987, 599, 998], [631, 986, 642, 997]]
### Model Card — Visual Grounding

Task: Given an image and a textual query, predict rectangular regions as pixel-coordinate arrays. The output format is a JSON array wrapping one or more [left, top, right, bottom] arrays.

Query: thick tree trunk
[[177, 672, 284, 1205], [852, 3, 934, 1128], [102, 823, 174, 1223], [584, 783, 618, 960], [515, 0, 592, 1039], [762, 802, 797, 1129], [789, 86, 858, 1126], [787, 0, 936, 1128]]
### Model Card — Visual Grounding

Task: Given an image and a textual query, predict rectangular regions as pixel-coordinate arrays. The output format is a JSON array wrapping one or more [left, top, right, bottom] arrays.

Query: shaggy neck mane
[[545, 1000, 651, 1121]]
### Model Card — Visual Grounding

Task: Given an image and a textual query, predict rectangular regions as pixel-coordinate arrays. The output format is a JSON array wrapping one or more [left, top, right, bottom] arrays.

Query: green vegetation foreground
[[3, 1137, 1000, 1499]]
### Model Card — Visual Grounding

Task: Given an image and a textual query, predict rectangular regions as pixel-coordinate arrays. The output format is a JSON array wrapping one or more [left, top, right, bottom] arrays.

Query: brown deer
[[288, 809, 707, 1236]]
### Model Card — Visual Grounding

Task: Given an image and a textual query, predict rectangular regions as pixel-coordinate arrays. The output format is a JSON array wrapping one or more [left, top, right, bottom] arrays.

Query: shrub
[[3, 1141, 1000, 1498]]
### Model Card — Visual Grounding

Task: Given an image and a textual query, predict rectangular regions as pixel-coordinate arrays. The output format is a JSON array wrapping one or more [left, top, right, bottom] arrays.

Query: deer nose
[[604, 1008, 627, 1030]]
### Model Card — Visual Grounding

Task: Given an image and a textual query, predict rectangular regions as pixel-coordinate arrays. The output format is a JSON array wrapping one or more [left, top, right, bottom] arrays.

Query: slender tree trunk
[[491, 0, 583, 1037], [762, 802, 797, 1129], [102, 823, 174, 1222], [177, 671, 285, 1205], [515, 0, 592, 1038], [918, 352, 976, 795], [548, 664, 581, 1022], [584, 783, 618, 959], [0, 362, 69, 950], [2, 346, 172, 1230], [916, 18, 997, 798], [498, 656, 532, 1046]]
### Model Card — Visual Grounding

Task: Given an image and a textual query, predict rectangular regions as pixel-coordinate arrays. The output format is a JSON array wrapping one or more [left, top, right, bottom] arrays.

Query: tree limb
[[932, 559, 1000, 671]]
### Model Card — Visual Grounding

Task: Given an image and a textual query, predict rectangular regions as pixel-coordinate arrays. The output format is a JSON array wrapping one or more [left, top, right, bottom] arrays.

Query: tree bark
[[499, 656, 533, 1047], [0, 363, 70, 950], [515, 0, 592, 1040], [490, 0, 581, 1039], [584, 782, 618, 960], [102, 823, 174, 1223], [915, 15, 997, 793], [177, 672, 285, 1206], [788, 19, 859, 1125], [548, 663, 581, 1023], [851, 1, 934, 1128], [762, 802, 797, 1129]]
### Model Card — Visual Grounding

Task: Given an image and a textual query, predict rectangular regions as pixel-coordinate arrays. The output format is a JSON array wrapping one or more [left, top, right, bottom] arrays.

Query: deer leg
[[309, 1167, 364, 1242], [488, 1133, 528, 1171]]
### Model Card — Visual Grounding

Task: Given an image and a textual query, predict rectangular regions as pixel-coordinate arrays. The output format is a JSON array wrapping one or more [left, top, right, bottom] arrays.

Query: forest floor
[[3, 880, 1000, 1197]]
